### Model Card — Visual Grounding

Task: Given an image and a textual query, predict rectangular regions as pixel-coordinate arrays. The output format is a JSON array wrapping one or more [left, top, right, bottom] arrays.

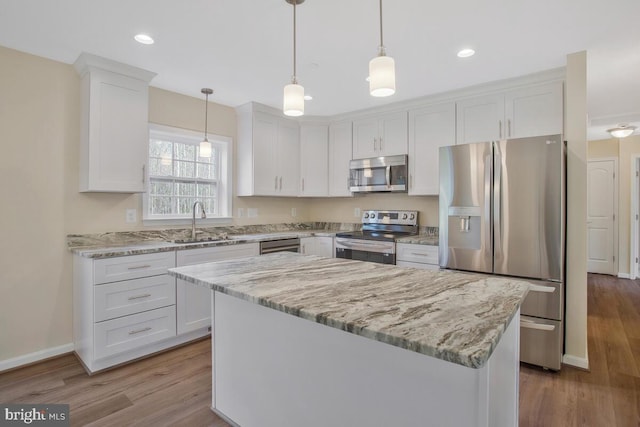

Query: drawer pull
[[529, 284, 555, 293], [520, 320, 555, 331], [127, 264, 152, 270], [128, 293, 152, 301], [128, 326, 152, 335], [410, 252, 429, 256]]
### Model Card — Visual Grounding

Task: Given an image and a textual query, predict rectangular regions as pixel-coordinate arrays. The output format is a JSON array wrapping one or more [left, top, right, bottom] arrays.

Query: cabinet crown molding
[[73, 52, 157, 82]]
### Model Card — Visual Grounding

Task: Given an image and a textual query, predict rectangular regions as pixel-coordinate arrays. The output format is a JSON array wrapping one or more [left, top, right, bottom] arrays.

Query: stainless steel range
[[335, 210, 418, 264]]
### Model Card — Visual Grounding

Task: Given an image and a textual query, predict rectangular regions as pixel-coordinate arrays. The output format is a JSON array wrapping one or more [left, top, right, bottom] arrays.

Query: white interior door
[[587, 160, 616, 275]]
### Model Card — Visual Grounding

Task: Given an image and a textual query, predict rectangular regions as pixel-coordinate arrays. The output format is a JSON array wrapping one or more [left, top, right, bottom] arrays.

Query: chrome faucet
[[191, 201, 207, 240]]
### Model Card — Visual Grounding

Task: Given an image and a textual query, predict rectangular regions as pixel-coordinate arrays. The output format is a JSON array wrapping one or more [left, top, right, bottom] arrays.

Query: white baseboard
[[0, 343, 74, 373], [562, 354, 589, 370], [617, 272, 630, 279]]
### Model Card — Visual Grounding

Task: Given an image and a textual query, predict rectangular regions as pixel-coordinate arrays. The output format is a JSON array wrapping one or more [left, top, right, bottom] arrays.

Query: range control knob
[[363, 212, 369, 219], [410, 213, 416, 220], [402, 213, 408, 220]]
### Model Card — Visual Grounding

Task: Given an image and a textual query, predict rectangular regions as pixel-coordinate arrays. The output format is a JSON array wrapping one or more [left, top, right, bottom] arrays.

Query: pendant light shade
[[284, 82, 304, 117], [369, 0, 395, 97], [283, 0, 304, 117], [200, 88, 213, 158], [369, 53, 396, 97]]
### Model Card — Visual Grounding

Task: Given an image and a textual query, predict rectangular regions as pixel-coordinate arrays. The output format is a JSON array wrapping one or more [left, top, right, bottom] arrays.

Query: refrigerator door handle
[[493, 143, 503, 261], [484, 153, 492, 259]]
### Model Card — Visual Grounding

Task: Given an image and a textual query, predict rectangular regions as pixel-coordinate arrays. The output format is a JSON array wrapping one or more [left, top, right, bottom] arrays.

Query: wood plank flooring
[[1, 273, 638, 426]]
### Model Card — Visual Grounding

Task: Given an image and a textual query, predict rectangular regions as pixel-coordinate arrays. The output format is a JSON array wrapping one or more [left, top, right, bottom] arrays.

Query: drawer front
[[94, 306, 176, 359], [94, 251, 176, 284], [519, 280, 563, 320], [520, 316, 562, 370], [94, 275, 176, 322], [396, 243, 438, 265], [177, 243, 259, 266]]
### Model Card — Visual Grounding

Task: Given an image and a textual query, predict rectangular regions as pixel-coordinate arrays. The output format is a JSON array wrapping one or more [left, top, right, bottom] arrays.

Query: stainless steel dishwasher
[[259, 238, 300, 254]]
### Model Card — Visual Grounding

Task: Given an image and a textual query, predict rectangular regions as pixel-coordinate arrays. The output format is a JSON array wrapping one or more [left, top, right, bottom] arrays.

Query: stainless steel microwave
[[349, 155, 408, 193]]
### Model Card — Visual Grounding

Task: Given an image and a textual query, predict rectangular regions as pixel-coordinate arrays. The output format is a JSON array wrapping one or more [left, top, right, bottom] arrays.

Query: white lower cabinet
[[74, 243, 259, 374], [300, 237, 334, 258], [396, 243, 439, 270], [176, 243, 259, 335]]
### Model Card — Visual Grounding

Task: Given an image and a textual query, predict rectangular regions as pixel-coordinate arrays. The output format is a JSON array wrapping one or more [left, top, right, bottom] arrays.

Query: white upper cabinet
[[237, 103, 300, 196], [408, 102, 456, 195], [352, 111, 408, 159], [328, 121, 353, 197], [74, 53, 156, 193], [456, 81, 563, 144], [300, 123, 329, 197]]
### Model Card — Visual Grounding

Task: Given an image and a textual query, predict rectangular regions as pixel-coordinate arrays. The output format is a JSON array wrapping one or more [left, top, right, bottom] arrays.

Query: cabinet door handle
[[128, 326, 152, 335], [275, 176, 278, 190], [302, 178, 305, 192], [373, 137, 377, 151], [499, 120, 503, 139], [127, 264, 151, 270], [142, 165, 146, 184], [380, 137, 383, 151], [279, 176, 283, 190], [507, 119, 511, 137], [128, 293, 152, 300]]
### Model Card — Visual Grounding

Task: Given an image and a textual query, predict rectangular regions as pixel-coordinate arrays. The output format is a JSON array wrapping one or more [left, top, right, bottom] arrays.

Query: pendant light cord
[[204, 92, 208, 140], [292, 0, 297, 83], [379, 0, 383, 49]]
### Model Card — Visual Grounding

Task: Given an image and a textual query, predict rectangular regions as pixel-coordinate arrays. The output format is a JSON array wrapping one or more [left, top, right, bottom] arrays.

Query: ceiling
[[1, 0, 639, 140]]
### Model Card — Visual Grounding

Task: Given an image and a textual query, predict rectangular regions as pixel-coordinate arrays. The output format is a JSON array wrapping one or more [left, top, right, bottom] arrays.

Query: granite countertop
[[168, 252, 529, 369], [69, 230, 335, 259]]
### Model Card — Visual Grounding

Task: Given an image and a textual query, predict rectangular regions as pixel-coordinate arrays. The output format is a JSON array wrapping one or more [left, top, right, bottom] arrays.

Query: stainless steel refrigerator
[[439, 135, 565, 370]]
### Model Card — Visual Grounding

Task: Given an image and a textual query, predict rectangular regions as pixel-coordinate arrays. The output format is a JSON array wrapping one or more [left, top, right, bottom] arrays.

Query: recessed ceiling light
[[304, 95, 313, 101], [457, 48, 475, 58], [134, 34, 154, 45]]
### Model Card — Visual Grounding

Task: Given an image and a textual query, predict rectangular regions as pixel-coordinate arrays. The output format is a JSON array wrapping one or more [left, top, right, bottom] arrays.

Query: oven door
[[335, 238, 395, 265]]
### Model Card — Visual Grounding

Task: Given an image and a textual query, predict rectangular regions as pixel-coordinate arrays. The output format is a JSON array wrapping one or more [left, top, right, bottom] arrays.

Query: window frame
[[143, 123, 233, 225]]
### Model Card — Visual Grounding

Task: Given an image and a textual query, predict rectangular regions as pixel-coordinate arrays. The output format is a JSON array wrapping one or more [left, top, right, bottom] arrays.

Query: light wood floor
[[1, 273, 638, 426]]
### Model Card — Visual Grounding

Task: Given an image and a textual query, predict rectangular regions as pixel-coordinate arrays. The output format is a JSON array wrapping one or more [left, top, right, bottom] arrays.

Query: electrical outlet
[[354, 207, 361, 218], [237, 208, 244, 218], [126, 209, 137, 223], [248, 208, 258, 218], [291, 208, 297, 217]]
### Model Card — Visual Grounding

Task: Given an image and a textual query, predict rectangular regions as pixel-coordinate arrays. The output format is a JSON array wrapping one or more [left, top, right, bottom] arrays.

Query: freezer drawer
[[520, 316, 562, 370], [519, 280, 563, 321]]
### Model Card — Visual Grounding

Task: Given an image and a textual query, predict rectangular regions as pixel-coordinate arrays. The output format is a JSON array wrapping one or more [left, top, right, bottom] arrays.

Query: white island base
[[210, 291, 520, 427]]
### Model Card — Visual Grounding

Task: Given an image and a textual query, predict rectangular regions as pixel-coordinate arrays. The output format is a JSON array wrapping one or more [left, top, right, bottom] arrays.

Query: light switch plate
[[354, 207, 361, 218], [291, 208, 297, 217], [237, 208, 244, 218], [126, 209, 137, 223]]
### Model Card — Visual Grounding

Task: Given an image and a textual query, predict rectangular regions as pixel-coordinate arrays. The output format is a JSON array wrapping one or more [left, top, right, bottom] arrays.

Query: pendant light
[[283, 0, 305, 117], [607, 124, 637, 138], [200, 88, 213, 158], [369, 0, 395, 97]]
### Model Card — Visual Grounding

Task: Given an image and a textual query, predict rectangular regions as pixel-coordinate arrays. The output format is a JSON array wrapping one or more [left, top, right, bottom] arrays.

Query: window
[[144, 124, 231, 222]]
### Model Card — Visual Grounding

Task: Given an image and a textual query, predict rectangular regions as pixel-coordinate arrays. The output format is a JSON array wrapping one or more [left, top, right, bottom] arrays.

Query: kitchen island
[[168, 253, 529, 427]]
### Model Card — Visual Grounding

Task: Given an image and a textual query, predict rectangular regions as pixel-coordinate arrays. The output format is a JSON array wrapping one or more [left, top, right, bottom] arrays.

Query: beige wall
[[589, 136, 640, 275], [563, 51, 588, 367], [0, 46, 77, 360], [309, 195, 439, 226]]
